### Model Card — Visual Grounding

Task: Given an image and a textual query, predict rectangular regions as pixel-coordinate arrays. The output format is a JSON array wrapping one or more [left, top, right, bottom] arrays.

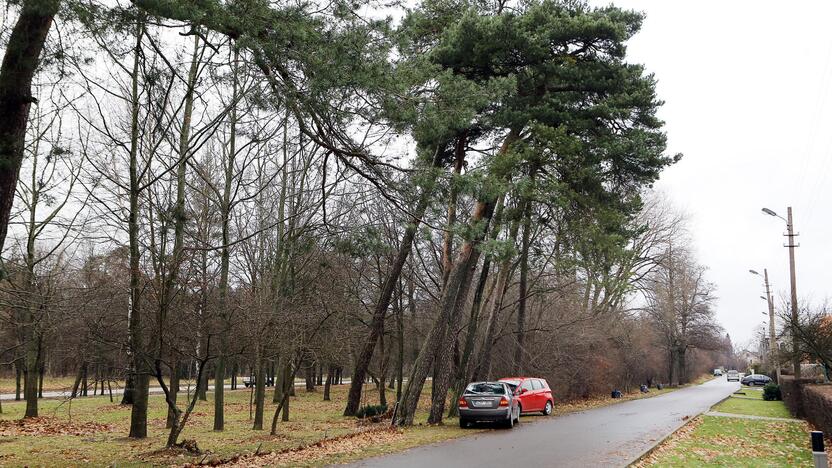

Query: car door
[[535, 379, 551, 406], [517, 379, 536, 412], [530, 379, 545, 409]]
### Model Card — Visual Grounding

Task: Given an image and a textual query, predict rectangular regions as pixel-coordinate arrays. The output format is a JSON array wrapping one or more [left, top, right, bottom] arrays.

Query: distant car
[[458, 381, 520, 429], [713, 369, 723, 376], [499, 377, 555, 416], [741, 374, 772, 386], [726, 370, 740, 382], [242, 375, 274, 388]]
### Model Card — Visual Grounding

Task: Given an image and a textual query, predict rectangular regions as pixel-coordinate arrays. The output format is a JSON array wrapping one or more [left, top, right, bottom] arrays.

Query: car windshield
[[465, 383, 505, 395]]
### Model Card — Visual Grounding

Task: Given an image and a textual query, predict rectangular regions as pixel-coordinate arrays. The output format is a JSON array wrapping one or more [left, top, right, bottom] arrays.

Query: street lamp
[[761, 206, 800, 379], [750, 268, 781, 383]]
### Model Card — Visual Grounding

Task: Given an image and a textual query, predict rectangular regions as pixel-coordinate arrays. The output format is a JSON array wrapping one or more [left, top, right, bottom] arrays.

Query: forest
[[0, 0, 733, 456]]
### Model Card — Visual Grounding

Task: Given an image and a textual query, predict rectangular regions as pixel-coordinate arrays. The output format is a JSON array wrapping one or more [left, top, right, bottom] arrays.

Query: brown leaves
[[196, 427, 404, 467], [0, 417, 114, 437]]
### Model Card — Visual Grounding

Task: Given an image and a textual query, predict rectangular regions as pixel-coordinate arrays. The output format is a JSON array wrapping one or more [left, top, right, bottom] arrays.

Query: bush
[[763, 383, 782, 401], [355, 404, 388, 419]]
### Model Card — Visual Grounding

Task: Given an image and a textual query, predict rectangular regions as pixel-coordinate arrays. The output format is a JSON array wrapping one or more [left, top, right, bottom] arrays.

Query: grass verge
[[636, 385, 825, 467]]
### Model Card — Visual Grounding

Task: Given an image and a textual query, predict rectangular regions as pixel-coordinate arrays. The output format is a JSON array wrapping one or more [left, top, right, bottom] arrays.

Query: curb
[[626, 393, 734, 467]]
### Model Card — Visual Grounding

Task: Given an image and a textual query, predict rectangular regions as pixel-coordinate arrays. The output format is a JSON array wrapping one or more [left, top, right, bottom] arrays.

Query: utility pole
[[763, 269, 780, 384], [785, 207, 800, 379]]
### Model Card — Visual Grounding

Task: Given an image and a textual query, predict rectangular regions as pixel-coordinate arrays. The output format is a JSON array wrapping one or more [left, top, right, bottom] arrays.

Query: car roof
[[499, 377, 540, 381]]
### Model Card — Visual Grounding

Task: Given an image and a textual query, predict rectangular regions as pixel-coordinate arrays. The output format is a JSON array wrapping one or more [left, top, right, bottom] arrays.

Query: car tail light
[[499, 397, 509, 407], [458, 398, 468, 408]]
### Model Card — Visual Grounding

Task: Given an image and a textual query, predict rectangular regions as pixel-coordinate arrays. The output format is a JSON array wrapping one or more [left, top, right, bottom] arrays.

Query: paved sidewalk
[[704, 411, 798, 422]]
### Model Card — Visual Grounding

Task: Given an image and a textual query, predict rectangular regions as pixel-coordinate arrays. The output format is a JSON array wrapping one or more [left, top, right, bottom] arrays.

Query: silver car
[[458, 381, 520, 428], [726, 370, 740, 382]]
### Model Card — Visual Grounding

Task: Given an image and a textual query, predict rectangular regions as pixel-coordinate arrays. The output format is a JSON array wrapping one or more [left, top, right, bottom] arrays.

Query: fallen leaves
[[0, 417, 114, 437], [192, 427, 405, 467]]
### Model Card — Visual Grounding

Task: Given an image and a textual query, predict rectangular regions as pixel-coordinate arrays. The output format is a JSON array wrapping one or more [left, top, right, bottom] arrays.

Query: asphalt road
[[345, 376, 739, 468]]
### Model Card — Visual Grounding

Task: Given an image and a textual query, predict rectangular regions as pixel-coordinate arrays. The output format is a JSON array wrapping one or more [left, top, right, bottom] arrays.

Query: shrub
[[355, 404, 388, 419], [763, 383, 782, 401]]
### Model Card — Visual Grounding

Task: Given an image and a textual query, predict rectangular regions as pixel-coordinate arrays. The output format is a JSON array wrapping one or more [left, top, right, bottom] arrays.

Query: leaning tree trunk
[[448, 197, 504, 417], [513, 196, 533, 374], [396, 131, 518, 426], [0, 0, 59, 256], [343, 153, 442, 416], [474, 200, 526, 380]]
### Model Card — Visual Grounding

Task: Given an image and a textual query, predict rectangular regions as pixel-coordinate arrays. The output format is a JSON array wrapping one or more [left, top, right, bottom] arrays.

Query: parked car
[[741, 374, 772, 386], [242, 375, 275, 388], [726, 370, 740, 382], [713, 368, 723, 376], [499, 377, 555, 416], [458, 381, 520, 429]]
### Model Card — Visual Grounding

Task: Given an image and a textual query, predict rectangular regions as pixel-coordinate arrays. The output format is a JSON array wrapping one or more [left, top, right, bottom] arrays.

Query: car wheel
[[513, 406, 520, 424], [543, 401, 553, 416], [504, 412, 514, 429], [459, 418, 469, 429], [748, 382, 754, 387]]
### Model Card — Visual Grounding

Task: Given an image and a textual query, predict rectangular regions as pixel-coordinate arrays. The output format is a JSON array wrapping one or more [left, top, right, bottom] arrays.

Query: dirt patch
[[0, 417, 114, 437]]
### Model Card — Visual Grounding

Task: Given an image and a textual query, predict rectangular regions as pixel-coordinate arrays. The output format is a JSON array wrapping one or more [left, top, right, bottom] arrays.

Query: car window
[[531, 380, 542, 390], [520, 380, 534, 392], [501, 379, 520, 388], [465, 383, 505, 395]]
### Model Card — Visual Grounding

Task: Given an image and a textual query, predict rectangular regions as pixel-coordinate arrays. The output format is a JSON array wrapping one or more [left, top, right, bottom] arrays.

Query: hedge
[[780, 376, 832, 435]]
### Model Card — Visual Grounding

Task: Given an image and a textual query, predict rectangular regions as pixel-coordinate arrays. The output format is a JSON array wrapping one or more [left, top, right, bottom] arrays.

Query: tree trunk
[[273, 357, 284, 403], [304, 361, 315, 392], [253, 354, 266, 430], [449, 197, 503, 417], [127, 18, 149, 440], [37, 362, 44, 398], [323, 365, 333, 401], [396, 131, 517, 426], [0, 0, 59, 255], [475, 200, 525, 380], [343, 159, 440, 416], [166, 357, 179, 429], [282, 362, 291, 420], [14, 362, 21, 401], [121, 373, 134, 404], [513, 198, 533, 374]]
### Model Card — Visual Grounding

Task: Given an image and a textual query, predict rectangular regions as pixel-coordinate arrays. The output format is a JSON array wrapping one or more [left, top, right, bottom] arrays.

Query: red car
[[499, 377, 554, 416]]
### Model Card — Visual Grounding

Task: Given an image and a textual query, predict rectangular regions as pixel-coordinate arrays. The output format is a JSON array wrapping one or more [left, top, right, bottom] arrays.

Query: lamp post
[[762, 207, 800, 379], [750, 268, 781, 383]]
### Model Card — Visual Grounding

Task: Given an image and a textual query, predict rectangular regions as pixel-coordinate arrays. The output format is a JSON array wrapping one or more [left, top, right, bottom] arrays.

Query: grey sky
[[592, 1, 832, 347]]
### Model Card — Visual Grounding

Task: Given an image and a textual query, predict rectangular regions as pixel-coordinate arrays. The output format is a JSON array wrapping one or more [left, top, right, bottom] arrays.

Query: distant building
[[738, 349, 760, 371]]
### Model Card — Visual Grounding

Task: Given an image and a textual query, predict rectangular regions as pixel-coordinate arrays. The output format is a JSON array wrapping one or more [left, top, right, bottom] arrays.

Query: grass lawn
[[639, 415, 814, 467], [638, 386, 822, 467], [0, 384, 481, 467], [712, 394, 793, 419]]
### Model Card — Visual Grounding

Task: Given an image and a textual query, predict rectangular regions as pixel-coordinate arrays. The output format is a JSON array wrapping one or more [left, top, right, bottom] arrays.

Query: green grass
[[712, 394, 793, 419], [0, 385, 480, 467], [644, 415, 813, 467]]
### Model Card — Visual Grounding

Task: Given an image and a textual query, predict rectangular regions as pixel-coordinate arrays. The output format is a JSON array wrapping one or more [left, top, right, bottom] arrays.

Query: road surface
[[346, 377, 739, 468], [0, 380, 351, 401]]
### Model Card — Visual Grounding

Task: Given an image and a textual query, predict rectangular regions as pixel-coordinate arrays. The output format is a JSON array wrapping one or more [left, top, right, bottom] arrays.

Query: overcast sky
[[588, 1, 832, 347]]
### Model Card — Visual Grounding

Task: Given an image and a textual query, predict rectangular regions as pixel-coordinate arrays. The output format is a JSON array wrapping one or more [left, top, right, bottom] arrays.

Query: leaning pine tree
[[393, 0, 678, 426]]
